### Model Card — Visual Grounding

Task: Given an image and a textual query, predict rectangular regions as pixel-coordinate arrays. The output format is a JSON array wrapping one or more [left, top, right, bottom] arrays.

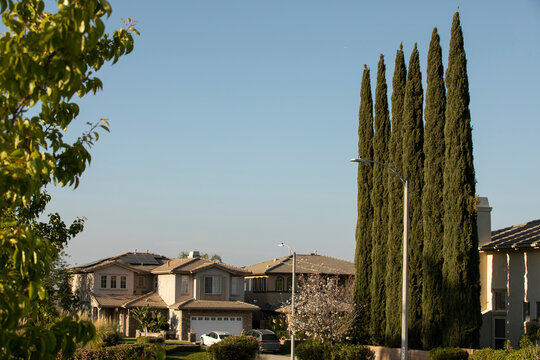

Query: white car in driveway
[[200, 331, 231, 346]]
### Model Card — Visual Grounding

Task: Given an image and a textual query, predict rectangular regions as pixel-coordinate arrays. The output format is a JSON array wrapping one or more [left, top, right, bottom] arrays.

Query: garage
[[190, 315, 243, 339]]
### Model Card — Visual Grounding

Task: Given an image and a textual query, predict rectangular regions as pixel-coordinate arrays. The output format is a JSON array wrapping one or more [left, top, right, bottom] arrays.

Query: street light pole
[[350, 158, 409, 360], [278, 243, 296, 360]]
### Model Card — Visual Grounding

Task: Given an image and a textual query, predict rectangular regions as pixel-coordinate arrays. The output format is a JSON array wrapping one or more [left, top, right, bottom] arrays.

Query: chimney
[[477, 197, 492, 248], [189, 251, 200, 258]]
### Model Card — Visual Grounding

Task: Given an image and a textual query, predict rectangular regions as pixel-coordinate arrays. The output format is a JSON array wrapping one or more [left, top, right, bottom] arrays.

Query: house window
[[275, 277, 284, 291], [181, 275, 189, 294], [100, 275, 107, 288], [110, 275, 117, 289], [120, 276, 126, 289], [153, 276, 158, 289], [287, 277, 292, 291], [245, 278, 251, 292], [138, 276, 144, 287], [494, 290, 506, 310], [523, 302, 530, 322], [205, 276, 221, 294], [231, 277, 239, 295], [494, 318, 506, 349], [252, 278, 266, 293]]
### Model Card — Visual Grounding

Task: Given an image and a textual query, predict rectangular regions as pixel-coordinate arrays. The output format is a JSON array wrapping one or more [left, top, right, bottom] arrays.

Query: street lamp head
[[350, 158, 367, 163], [278, 243, 285, 247]]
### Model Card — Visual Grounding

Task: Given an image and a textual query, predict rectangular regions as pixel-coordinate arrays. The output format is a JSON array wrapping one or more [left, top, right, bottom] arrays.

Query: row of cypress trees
[[353, 12, 481, 350]]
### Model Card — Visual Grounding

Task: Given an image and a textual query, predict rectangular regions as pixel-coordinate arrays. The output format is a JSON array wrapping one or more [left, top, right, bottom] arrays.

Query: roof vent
[[189, 251, 200, 258]]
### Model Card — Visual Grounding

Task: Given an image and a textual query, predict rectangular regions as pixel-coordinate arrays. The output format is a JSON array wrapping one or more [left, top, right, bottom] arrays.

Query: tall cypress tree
[[353, 65, 374, 343], [401, 44, 424, 349], [385, 45, 406, 348], [369, 55, 390, 345], [442, 12, 481, 348], [421, 28, 446, 350]]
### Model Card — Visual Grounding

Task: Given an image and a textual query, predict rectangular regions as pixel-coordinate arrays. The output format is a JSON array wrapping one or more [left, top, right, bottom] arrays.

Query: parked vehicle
[[200, 331, 231, 346], [245, 329, 281, 352]]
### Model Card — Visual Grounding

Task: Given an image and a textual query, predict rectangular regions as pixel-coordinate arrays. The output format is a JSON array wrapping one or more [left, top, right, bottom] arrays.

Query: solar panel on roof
[[122, 253, 160, 265]]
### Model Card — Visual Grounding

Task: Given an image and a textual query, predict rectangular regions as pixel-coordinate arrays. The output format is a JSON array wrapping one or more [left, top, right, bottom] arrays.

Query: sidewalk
[[259, 354, 291, 360]]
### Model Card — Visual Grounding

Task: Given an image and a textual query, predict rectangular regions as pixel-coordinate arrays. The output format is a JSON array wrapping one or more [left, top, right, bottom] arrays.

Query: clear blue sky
[[45, 0, 540, 267]]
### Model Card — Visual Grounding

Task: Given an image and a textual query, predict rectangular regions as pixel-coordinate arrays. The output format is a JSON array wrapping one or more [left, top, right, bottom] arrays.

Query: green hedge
[[295, 339, 374, 360], [136, 336, 165, 345], [67, 344, 144, 360], [207, 336, 259, 360], [429, 347, 468, 360]]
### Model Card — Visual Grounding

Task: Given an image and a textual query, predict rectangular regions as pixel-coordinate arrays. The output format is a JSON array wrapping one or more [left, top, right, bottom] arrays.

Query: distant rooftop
[[480, 219, 540, 251], [243, 253, 354, 276], [71, 251, 170, 272]]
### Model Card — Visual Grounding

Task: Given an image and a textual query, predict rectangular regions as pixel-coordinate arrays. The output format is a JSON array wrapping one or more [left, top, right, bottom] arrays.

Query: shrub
[[470, 348, 509, 360], [136, 336, 165, 345], [101, 331, 120, 347], [331, 343, 375, 360], [207, 336, 259, 360], [68, 344, 144, 360], [429, 347, 469, 360], [295, 338, 331, 360]]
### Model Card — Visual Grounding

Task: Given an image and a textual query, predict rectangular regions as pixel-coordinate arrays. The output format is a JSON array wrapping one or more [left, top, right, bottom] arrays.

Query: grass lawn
[[166, 347, 207, 360]]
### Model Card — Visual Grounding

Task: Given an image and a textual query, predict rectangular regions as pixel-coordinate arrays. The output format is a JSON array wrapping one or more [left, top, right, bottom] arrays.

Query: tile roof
[[91, 291, 168, 309], [243, 253, 354, 276], [481, 219, 540, 251], [152, 258, 249, 275], [169, 299, 259, 311], [70, 252, 170, 273]]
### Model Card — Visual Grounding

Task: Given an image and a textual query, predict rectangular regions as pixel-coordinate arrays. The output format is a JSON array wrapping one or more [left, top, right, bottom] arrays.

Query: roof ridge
[[122, 291, 157, 307]]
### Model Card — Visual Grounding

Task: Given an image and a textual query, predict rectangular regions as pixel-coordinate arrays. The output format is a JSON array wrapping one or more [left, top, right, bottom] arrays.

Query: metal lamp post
[[350, 157, 409, 360], [278, 242, 296, 360]]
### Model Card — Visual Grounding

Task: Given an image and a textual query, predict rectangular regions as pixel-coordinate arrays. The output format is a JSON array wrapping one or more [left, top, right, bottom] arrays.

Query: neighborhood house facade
[[243, 253, 355, 328], [478, 197, 540, 349], [70, 251, 259, 340]]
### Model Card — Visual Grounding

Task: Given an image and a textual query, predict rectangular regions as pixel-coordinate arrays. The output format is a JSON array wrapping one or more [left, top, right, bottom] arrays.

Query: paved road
[[259, 354, 291, 360]]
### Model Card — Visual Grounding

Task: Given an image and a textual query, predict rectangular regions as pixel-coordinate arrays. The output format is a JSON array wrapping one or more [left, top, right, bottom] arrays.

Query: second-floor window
[[494, 290, 506, 311], [181, 275, 189, 294], [100, 275, 107, 288], [253, 277, 266, 293], [110, 275, 117, 288], [120, 276, 126, 289], [138, 276, 144, 287], [205, 276, 221, 294], [275, 277, 284, 291]]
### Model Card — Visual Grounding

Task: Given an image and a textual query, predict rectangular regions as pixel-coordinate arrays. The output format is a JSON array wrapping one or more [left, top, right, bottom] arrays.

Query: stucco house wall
[[93, 264, 134, 295]]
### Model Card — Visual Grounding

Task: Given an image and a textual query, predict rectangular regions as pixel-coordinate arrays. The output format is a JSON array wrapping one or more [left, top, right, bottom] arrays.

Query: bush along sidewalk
[[429, 347, 469, 360], [295, 338, 374, 360], [207, 336, 259, 360]]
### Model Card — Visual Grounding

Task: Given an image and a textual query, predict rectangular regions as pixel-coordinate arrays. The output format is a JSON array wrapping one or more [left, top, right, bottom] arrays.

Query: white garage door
[[190, 315, 243, 339]]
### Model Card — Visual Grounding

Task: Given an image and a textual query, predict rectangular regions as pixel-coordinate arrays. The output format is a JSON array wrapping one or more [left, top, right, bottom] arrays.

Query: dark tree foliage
[[442, 12, 481, 348], [353, 65, 374, 343], [385, 44, 407, 348], [401, 44, 424, 349], [421, 28, 446, 350], [8, 193, 84, 324], [369, 55, 390, 345]]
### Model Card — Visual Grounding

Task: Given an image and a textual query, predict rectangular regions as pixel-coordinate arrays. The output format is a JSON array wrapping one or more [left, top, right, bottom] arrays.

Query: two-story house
[[151, 253, 259, 340], [243, 253, 354, 328], [70, 251, 258, 340], [477, 197, 540, 348]]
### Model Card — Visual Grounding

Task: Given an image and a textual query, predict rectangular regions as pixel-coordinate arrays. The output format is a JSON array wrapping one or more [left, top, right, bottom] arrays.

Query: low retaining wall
[[367, 346, 475, 360]]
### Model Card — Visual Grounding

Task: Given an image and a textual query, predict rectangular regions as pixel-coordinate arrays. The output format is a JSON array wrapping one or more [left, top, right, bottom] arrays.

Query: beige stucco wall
[[158, 274, 176, 305], [71, 273, 94, 306], [93, 264, 135, 295], [194, 269, 231, 301], [480, 249, 540, 348]]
